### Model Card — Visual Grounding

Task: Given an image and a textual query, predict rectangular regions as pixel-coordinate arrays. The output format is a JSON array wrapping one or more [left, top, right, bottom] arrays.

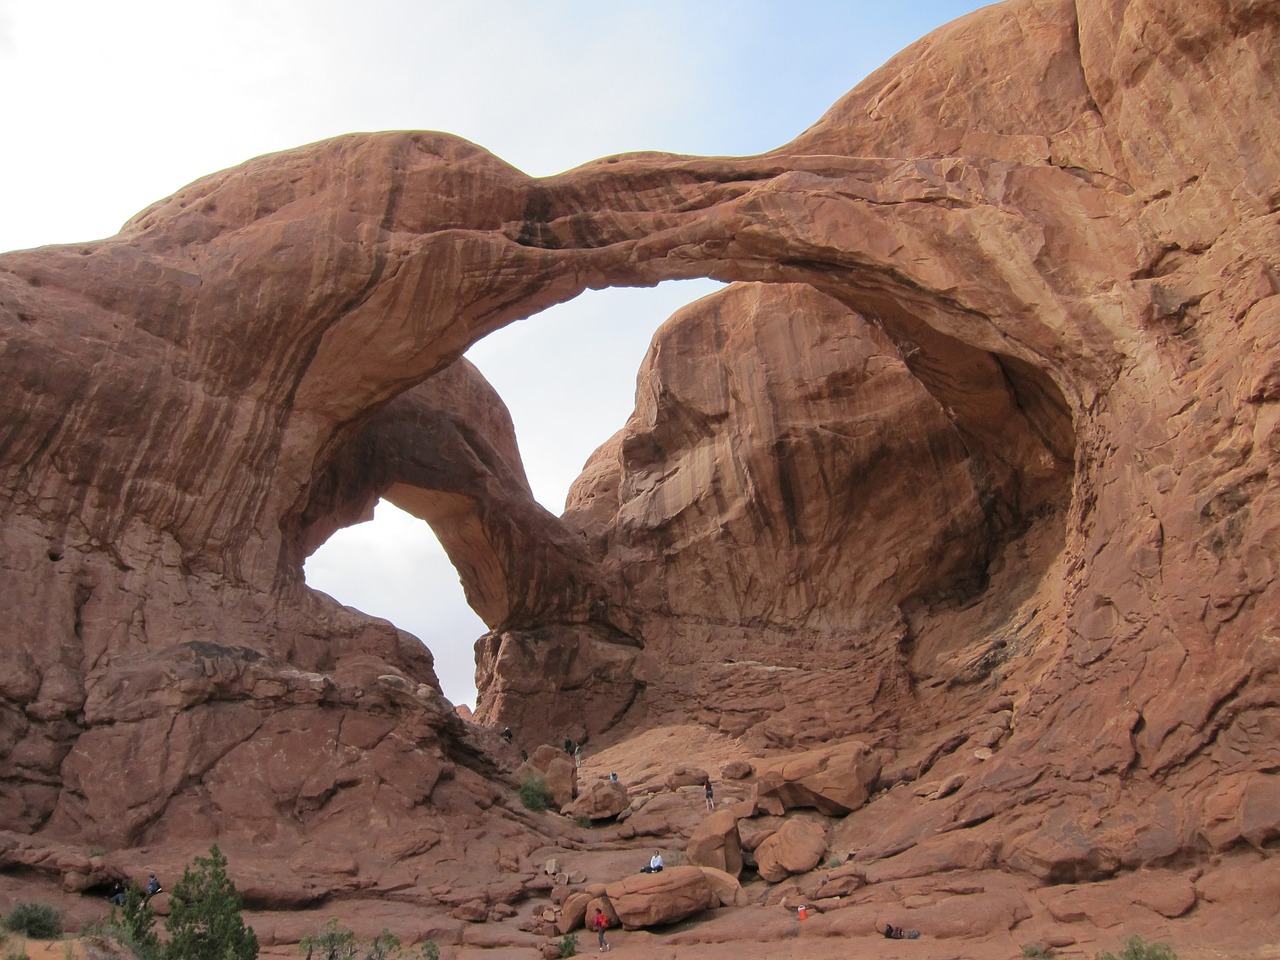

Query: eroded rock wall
[[0, 0, 1276, 919]]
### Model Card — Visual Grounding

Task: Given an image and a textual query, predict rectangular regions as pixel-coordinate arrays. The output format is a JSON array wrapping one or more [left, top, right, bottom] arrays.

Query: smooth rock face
[[754, 819, 829, 883], [1, 0, 1279, 952], [753, 741, 882, 817], [564, 778, 629, 822], [685, 808, 744, 877], [603, 866, 718, 929]]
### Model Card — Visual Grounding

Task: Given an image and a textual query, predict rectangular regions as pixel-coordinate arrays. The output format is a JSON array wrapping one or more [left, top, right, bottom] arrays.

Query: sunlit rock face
[[0, 0, 1278, 938], [554, 280, 1072, 745]]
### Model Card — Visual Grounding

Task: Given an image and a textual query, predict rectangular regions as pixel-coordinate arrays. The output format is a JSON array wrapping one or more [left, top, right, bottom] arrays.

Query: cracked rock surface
[[1, 0, 1278, 956]]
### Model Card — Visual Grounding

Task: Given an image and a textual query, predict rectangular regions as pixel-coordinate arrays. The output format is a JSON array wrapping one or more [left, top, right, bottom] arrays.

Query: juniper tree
[[110, 882, 160, 960], [163, 844, 258, 960]]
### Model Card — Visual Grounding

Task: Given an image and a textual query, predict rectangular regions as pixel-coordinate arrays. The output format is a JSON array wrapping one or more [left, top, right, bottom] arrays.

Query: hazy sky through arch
[[2, 0, 991, 708]]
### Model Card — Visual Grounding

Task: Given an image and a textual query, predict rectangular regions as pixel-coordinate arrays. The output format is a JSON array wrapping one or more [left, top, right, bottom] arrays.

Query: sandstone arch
[[0, 0, 1277, 906]]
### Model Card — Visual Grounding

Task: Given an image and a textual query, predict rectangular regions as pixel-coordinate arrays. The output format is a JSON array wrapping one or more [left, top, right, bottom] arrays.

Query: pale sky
[[1, 0, 990, 709]]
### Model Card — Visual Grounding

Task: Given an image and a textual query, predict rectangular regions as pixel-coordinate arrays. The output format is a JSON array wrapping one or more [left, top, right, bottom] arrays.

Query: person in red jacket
[[591, 908, 610, 952]]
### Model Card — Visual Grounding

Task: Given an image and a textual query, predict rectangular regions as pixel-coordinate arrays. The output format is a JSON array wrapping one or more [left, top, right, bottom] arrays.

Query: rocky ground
[[4, 723, 1278, 960]]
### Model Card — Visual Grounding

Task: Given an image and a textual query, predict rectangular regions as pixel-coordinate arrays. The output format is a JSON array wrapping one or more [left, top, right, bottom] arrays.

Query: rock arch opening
[[296, 265, 1077, 747], [304, 498, 485, 709], [301, 280, 727, 709]]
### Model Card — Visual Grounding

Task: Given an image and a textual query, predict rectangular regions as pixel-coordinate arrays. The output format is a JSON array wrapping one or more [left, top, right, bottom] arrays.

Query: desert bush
[[108, 883, 160, 960], [3, 902, 63, 940], [300, 919, 357, 960], [1023, 944, 1051, 959], [3, 937, 28, 960], [418, 941, 440, 960], [557, 932, 578, 958], [519, 776, 553, 812], [364, 929, 401, 960], [79, 926, 131, 960], [1097, 936, 1176, 960], [163, 844, 258, 960], [299, 919, 415, 960]]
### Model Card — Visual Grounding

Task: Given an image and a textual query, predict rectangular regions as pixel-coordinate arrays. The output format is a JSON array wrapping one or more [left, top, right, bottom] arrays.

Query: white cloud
[[305, 500, 487, 709]]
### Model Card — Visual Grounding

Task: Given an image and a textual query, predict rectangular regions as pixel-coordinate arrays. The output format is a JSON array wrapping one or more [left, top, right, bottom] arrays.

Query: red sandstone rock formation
[[1, 0, 1279, 956]]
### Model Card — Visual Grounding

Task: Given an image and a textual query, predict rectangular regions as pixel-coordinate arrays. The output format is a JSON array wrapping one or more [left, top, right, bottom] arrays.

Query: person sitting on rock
[[145, 874, 162, 899], [883, 923, 919, 939], [640, 850, 663, 873]]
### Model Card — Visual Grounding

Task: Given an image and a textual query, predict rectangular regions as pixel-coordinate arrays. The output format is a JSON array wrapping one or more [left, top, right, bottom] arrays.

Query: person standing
[[704, 780, 715, 811], [591, 907, 610, 952]]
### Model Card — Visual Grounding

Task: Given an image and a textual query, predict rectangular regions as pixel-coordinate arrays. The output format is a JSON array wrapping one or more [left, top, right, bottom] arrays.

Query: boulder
[[721, 761, 753, 780], [665, 767, 710, 790], [514, 745, 578, 810], [754, 819, 828, 882], [685, 808, 744, 877], [557, 891, 593, 934], [754, 741, 880, 816], [603, 865, 718, 929], [564, 778, 629, 821], [696, 866, 747, 907]]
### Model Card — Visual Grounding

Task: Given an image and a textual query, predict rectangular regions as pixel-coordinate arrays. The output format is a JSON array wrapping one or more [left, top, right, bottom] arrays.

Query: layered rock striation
[[1, 0, 1278, 948]]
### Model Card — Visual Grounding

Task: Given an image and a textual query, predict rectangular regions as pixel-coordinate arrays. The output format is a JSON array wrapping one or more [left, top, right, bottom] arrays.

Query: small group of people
[[107, 873, 161, 906]]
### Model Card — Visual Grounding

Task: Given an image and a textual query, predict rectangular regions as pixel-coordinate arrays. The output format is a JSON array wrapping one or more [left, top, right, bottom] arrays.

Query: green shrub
[[80, 928, 145, 960], [110, 883, 160, 960], [300, 919, 357, 960], [1097, 936, 1176, 960], [557, 932, 578, 958], [1023, 944, 1051, 959], [299, 919, 412, 960], [365, 929, 401, 960], [519, 776, 553, 812], [418, 941, 440, 960], [82, 917, 159, 960], [163, 844, 258, 960], [3, 902, 64, 940]]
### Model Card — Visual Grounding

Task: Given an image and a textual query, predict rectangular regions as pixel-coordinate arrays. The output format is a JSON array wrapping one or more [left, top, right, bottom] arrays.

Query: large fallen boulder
[[564, 778, 629, 821], [696, 866, 747, 907], [514, 745, 578, 810], [665, 767, 710, 790], [754, 818, 828, 882], [754, 740, 880, 816], [603, 865, 718, 929], [685, 807, 743, 877]]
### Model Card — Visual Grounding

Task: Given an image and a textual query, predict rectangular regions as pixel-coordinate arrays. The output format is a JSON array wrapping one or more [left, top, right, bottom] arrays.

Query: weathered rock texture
[[2, 0, 1279, 954]]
